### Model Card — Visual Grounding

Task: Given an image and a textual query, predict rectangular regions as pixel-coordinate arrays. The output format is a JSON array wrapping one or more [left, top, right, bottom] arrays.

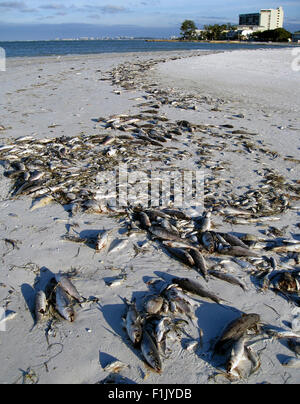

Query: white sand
[[0, 48, 299, 385]]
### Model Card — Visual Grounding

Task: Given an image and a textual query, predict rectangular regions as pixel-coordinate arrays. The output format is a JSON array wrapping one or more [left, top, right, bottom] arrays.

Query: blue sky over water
[[0, 1, 299, 40]]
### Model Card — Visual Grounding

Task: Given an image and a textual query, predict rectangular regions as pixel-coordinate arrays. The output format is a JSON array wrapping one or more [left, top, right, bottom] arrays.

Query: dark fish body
[[209, 270, 247, 291], [201, 232, 215, 253], [162, 209, 191, 220], [172, 277, 222, 304], [149, 226, 181, 241], [219, 245, 260, 257], [217, 233, 249, 249], [138, 211, 151, 229], [214, 313, 260, 355], [189, 249, 208, 280], [166, 247, 195, 267], [140, 328, 162, 373]]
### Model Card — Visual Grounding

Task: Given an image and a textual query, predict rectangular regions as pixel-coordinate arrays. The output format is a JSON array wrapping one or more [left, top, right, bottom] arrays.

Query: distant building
[[227, 24, 263, 40], [239, 6, 284, 32], [260, 7, 284, 30], [239, 13, 260, 26]]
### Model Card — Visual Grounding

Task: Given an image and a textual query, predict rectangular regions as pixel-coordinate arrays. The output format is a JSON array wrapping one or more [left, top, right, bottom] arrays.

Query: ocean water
[[0, 39, 295, 58]]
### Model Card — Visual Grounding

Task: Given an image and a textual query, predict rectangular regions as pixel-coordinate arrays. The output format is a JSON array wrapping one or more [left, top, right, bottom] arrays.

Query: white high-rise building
[[239, 6, 284, 31], [259, 6, 284, 30]]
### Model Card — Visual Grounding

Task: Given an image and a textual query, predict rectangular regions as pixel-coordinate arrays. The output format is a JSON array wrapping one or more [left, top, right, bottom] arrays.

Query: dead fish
[[138, 211, 151, 229], [95, 230, 111, 252], [125, 299, 142, 346], [55, 274, 83, 303], [144, 295, 164, 315], [172, 277, 222, 304], [189, 249, 208, 280], [55, 286, 75, 322], [165, 247, 195, 267], [270, 244, 300, 253], [227, 336, 247, 376], [218, 245, 260, 257], [149, 226, 181, 241], [201, 232, 215, 253], [162, 209, 191, 220], [209, 270, 248, 291], [35, 290, 48, 323], [218, 233, 249, 249], [108, 239, 129, 254], [140, 328, 162, 373], [102, 135, 115, 146], [215, 313, 260, 355], [246, 346, 261, 375], [103, 360, 128, 373], [29, 170, 44, 182], [30, 195, 54, 211], [106, 275, 126, 288], [218, 207, 252, 216], [197, 211, 211, 232]]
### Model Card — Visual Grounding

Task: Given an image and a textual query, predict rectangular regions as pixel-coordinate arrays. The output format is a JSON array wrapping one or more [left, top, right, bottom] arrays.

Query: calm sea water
[[0, 39, 295, 58]]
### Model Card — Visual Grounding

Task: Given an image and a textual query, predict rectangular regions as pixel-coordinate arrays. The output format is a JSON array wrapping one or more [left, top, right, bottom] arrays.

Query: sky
[[0, 0, 299, 40]]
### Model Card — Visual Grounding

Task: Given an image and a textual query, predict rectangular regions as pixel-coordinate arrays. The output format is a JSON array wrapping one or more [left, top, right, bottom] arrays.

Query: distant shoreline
[[146, 38, 300, 46]]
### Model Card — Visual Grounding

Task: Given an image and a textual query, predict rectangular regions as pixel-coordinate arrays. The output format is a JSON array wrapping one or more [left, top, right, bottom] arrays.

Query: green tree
[[251, 28, 291, 42], [180, 20, 197, 40], [203, 24, 228, 40]]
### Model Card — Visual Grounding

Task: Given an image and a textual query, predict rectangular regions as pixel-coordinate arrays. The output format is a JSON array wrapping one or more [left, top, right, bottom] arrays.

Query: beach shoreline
[[0, 48, 299, 384]]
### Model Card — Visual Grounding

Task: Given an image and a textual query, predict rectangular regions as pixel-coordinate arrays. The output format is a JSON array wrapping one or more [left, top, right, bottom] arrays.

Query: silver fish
[[197, 211, 211, 232], [246, 346, 261, 375], [209, 270, 248, 291], [125, 299, 142, 346], [140, 328, 162, 373], [95, 230, 111, 251], [55, 274, 82, 303], [227, 336, 247, 376], [55, 286, 75, 322], [35, 290, 48, 323]]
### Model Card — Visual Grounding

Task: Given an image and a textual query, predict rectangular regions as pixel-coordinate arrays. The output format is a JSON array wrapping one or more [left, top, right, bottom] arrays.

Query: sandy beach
[[0, 48, 299, 385]]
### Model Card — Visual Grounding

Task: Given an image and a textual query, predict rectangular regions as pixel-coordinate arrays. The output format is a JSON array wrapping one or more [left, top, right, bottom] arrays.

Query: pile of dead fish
[[35, 274, 84, 324], [123, 276, 224, 373]]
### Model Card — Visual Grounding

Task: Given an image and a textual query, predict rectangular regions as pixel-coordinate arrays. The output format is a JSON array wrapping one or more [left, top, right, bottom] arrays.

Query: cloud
[[0, 1, 26, 9], [39, 4, 66, 10]]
